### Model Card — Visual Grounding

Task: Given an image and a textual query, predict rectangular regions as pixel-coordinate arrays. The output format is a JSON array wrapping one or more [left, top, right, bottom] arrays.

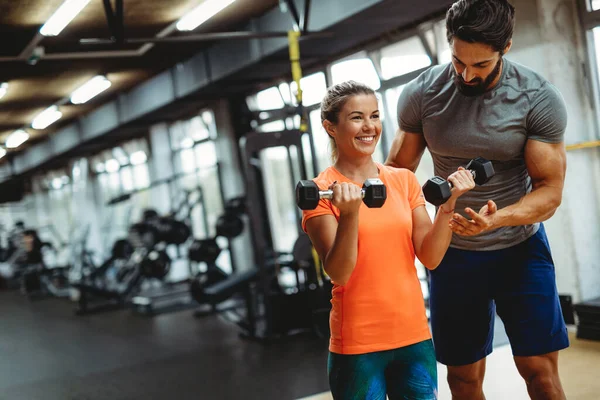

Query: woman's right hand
[[447, 167, 475, 201], [329, 181, 363, 216]]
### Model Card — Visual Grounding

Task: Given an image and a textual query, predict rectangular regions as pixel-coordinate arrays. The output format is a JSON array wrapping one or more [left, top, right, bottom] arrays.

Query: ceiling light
[[32, 106, 63, 130], [51, 177, 63, 190], [94, 163, 106, 173], [105, 159, 120, 173], [0, 83, 8, 100], [176, 0, 237, 31], [70, 75, 111, 104], [40, 0, 91, 37], [6, 130, 30, 149], [0, 148, 6, 159], [130, 151, 147, 165]]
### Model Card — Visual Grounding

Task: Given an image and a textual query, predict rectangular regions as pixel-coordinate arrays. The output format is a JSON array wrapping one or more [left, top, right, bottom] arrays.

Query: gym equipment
[[574, 297, 600, 341], [236, 130, 335, 341], [139, 249, 171, 279], [296, 179, 387, 210], [188, 238, 221, 264], [215, 213, 245, 239], [422, 157, 495, 206], [223, 196, 246, 216]]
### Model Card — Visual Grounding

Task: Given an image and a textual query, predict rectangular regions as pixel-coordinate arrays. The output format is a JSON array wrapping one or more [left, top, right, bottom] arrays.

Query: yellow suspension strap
[[288, 30, 309, 133]]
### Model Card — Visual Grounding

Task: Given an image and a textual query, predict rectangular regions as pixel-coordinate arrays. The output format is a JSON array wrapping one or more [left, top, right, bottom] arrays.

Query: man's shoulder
[[504, 58, 556, 92], [406, 63, 453, 95]]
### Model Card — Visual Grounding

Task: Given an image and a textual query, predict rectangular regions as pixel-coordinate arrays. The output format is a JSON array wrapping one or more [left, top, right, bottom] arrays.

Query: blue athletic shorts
[[328, 339, 438, 399], [429, 224, 569, 366]]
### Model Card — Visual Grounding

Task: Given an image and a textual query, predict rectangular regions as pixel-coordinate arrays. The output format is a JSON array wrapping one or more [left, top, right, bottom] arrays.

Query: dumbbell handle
[[447, 169, 477, 188], [317, 189, 367, 200]]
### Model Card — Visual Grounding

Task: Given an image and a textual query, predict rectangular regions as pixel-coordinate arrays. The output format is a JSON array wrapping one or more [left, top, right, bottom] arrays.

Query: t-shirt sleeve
[[397, 76, 424, 134], [526, 82, 567, 143], [301, 179, 336, 233], [405, 170, 426, 210]]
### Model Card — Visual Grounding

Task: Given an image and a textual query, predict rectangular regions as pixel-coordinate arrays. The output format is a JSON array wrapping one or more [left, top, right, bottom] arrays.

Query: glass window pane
[[256, 87, 285, 110], [593, 0, 600, 10], [331, 58, 381, 90], [309, 109, 332, 172], [197, 167, 224, 238], [170, 121, 186, 150], [187, 116, 210, 142], [108, 171, 121, 196], [301, 134, 315, 178], [593, 27, 600, 78], [279, 82, 292, 104], [260, 147, 298, 252], [434, 19, 451, 64], [121, 166, 134, 193], [385, 85, 406, 133], [257, 120, 286, 133], [290, 72, 327, 106], [178, 148, 197, 173], [133, 164, 150, 189], [380, 37, 432, 80], [194, 141, 217, 168], [373, 92, 385, 163]]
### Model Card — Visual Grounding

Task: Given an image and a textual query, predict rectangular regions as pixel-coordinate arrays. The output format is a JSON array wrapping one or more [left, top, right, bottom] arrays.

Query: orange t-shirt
[[302, 163, 431, 355]]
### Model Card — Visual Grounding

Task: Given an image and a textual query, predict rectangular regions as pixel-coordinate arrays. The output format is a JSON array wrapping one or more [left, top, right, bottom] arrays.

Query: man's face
[[450, 37, 505, 97]]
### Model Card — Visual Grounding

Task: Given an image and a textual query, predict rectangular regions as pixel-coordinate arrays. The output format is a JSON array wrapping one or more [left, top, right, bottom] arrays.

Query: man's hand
[[449, 200, 499, 236]]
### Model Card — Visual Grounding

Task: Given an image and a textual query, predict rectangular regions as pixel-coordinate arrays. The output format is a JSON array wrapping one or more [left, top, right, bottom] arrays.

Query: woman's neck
[[333, 156, 379, 183]]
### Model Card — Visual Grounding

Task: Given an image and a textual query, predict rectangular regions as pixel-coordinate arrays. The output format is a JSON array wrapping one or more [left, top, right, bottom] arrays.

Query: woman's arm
[[305, 213, 359, 286], [412, 168, 474, 269], [411, 202, 456, 270], [305, 182, 363, 285]]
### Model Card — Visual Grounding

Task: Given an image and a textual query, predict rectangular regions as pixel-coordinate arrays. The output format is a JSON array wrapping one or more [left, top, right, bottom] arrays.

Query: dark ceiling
[[0, 0, 279, 146], [0, 0, 456, 182]]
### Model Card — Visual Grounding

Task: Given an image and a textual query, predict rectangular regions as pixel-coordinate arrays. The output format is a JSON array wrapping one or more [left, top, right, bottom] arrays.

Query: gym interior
[[0, 0, 599, 399]]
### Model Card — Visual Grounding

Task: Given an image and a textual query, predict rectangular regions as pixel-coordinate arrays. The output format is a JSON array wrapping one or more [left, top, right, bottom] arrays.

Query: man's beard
[[454, 57, 503, 97]]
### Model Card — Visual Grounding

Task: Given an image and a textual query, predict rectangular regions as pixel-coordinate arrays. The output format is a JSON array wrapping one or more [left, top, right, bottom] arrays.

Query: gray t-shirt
[[397, 58, 567, 250]]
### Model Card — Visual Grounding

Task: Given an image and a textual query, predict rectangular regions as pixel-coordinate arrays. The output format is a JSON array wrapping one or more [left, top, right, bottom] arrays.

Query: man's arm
[[384, 129, 427, 172], [494, 140, 566, 225], [450, 140, 566, 235]]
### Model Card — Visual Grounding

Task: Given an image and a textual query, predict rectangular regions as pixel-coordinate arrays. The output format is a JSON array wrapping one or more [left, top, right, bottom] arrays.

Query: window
[[384, 85, 406, 133], [169, 110, 224, 242], [380, 36, 432, 80], [290, 72, 328, 106], [256, 120, 286, 133], [260, 147, 300, 252], [330, 56, 381, 90], [433, 18, 452, 64], [577, 1, 600, 130], [309, 108, 332, 172]]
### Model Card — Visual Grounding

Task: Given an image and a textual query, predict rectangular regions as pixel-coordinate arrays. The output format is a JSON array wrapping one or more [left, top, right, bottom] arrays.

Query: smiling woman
[[301, 79, 475, 399], [320, 81, 380, 165]]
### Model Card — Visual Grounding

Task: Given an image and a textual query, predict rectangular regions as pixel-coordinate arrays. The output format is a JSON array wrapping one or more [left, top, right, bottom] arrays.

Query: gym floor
[[0, 290, 329, 400], [1, 290, 598, 400]]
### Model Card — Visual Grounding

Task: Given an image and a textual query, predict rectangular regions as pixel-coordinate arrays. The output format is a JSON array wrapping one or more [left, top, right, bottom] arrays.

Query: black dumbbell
[[422, 157, 495, 206], [296, 179, 387, 210]]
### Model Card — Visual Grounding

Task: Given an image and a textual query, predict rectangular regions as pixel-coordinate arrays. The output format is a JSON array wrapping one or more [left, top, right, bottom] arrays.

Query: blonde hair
[[320, 80, 375, 163]]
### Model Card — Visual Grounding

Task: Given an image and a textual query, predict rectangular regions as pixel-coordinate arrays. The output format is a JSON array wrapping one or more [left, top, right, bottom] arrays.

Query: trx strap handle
[[288, 30, 309, 133]]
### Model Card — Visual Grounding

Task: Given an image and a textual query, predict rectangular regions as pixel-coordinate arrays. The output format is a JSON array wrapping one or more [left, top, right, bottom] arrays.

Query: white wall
[[508, 0, 600, 302]]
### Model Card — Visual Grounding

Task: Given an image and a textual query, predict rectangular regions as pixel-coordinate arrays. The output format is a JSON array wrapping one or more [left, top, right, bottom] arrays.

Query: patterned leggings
[[328, 339, 438, 400]]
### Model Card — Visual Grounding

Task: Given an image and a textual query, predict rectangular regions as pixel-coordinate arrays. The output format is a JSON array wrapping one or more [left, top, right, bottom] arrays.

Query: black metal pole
[[80, 31, 331, 45], [283, 0, 302, 30], [302, 0, 312, 33]]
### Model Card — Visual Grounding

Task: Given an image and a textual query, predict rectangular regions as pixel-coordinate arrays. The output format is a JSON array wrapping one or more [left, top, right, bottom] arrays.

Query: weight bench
[[203, 268, 258, 304], [199, 268, 259, 338]]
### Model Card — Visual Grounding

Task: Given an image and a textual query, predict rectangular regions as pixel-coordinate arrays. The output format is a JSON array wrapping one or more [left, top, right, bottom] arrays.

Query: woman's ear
[[323, 120, 336, 138]]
